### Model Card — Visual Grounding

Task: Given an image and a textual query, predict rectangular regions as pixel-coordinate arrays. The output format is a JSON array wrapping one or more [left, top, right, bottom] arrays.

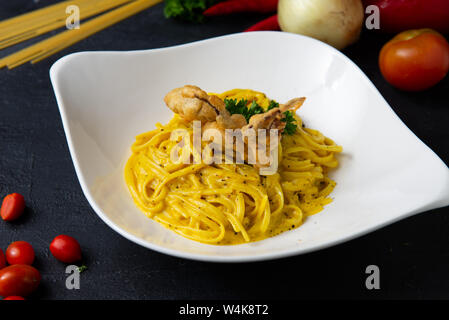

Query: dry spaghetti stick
[[0, 0, 133, 39], [30, 44, 75, 64], [0, 0, 93, 40], [0, 0, 133, 44], [31, 0, 162, 65], [6, 51, 45, 70], [0, 0, 80, 29], [0, 0, 134, 49], [0, 31, 37, 50], [0, 0, 162, 69], [2, 0, 159, 67]]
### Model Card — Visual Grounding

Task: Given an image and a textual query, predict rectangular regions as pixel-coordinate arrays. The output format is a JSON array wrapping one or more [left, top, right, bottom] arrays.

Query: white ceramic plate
[[50, 32, 449, 262]]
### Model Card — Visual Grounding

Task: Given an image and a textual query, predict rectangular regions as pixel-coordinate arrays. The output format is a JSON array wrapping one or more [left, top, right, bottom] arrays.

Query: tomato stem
[[77, 265, 88, 273]]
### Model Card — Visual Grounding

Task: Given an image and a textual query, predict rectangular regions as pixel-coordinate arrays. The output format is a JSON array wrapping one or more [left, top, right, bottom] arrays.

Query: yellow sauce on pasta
[[124, 89, 342, 245]]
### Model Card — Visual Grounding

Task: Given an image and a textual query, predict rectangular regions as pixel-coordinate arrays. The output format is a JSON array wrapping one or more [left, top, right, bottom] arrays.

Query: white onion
[[278, 0, 364, 50]]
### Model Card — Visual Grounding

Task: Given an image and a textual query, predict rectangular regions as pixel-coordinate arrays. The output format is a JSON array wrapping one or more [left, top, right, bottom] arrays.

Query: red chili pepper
[[3, 296, 25, 300], [363, 0, 449, 33], [204, 0, 278, 16], [245, 14, 279, 32]]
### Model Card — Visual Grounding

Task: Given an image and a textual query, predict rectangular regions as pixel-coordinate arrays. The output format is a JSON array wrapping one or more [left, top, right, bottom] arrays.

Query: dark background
[[0, 0, 448, 300]]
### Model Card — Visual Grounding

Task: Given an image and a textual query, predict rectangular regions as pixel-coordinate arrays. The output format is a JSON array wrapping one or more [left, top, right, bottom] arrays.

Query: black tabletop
[[0, 0, 448, 300]]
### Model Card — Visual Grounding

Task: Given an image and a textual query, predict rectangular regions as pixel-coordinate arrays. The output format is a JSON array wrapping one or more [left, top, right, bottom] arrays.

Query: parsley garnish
[[224, 98, 297, 135], [224, 98, 248, 118], [267, 100, 279, 110], [247, 100, 265, 119], [164, 0, 219, 23], [224, 98, 264, 122], [282, 111, 297, 135]]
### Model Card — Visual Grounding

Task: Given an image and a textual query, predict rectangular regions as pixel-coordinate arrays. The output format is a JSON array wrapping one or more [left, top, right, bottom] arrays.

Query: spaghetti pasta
[[124, 89, 342, 245], [0, 0, 162, 69], [0, 0, 135, 50]]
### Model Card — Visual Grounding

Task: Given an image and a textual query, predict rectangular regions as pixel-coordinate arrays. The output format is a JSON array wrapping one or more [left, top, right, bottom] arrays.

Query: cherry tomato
[[0, 265, 40, 297], [1, 193, 25, 221], [3, 296, 25, 300], [0, 249, 6, 270], [6, 241, 35, 266], [379, 29, 449, 91], [49, 235, 82, 263]]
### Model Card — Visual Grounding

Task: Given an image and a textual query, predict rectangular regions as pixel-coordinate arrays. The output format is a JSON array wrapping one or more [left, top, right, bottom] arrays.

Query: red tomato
[[6, 241, 35, 266], [3, 296, 25, 300], [1, 193, 25, 221], [0, 249, 6, 270], [379, 29, 449, 91], [49, 235, 82, 263], [0, 265, 40, 297]]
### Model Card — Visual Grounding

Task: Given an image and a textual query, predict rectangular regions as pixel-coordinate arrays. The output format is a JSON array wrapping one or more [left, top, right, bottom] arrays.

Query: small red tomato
[[6, 241, 35, 266], [0, 265, 40, 297], [50, 235, 82, 263], [379, 28, 449, 91], [0, 249, 6, 269], [3, 296, 25, 300], [1, 193, 25, 221]]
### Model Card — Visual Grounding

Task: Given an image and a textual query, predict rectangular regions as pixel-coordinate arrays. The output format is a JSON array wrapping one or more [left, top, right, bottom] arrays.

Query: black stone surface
[[0, 1, 448, 300]]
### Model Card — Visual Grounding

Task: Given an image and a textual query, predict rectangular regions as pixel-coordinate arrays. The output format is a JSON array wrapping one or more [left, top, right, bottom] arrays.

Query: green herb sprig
[[224, 98, 297, 135], [164, 0, 219, 22], [281, 111, 297, 135]]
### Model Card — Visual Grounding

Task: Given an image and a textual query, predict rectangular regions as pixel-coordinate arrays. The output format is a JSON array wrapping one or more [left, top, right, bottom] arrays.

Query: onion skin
[[278, 0, 364, 50]]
